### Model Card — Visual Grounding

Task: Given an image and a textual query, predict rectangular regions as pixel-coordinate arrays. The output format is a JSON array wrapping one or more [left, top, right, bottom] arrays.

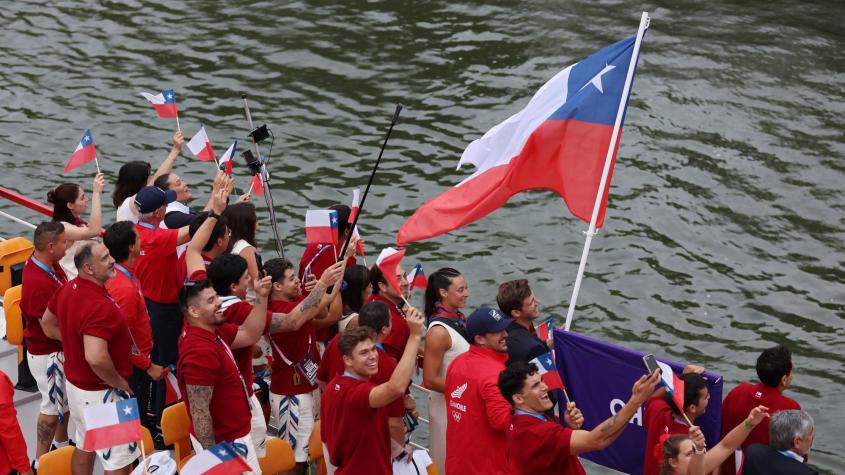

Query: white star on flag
[[218, 449, 228, 457], [123, 406, 133, 416], [581, 63, 616, 93]]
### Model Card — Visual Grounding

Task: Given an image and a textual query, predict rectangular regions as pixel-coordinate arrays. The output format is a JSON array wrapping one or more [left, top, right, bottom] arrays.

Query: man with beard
[[444, 307, 512, 475]]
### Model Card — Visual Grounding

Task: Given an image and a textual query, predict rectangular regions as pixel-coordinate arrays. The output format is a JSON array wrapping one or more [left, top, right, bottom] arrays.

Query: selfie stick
[[242, 94, 286, 260], [338, 104, 403, 260]]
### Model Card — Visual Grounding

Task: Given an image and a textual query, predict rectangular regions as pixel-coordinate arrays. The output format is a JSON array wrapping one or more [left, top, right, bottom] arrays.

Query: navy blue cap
[[466, 307, 511, 338], [135, 186, 177, 214]]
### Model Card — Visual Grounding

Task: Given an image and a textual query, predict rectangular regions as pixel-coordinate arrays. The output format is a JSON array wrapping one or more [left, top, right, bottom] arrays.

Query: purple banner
[[554, 330, 723, 475]]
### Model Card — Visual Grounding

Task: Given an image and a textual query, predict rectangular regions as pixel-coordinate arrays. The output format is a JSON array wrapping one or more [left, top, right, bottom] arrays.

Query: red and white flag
[[305, 210, 339, 245], [406, 263, 427, 290], [180, 441, 251, 475], [376, 247, 406, 296], [139, 89, 178, 118], [536, 318, 554, 342], [187, 126, 216, 162], [349, 188, 361, 224], [530, 352, 565, 390], [250, 174, 263, 197], [82, 398, 142, 451], [164, 366, 182, 406], [219, 141, 237, 175], [657, 360, 685, 413], [65, 128, 97, 174]]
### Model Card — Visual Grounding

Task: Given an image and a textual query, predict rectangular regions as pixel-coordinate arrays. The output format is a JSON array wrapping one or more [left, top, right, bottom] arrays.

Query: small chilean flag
[[536, 317, 554, 342], [376, 247, 406, 296], [305, 210, 339, 245], [180, 441, 251, 475], [64, 129, 97, 173], [349, 188, 361, 224], [219, 141, 237, 175], [250, 174, 263, 197], [530, 352, 565, 390], [164, 365, 182, 406], [657, 360, 685, 413], [140, 89, 178, 118], [81, 398, 142, 451], [406, 263, 427, 290], [187, 126, 216, 162]]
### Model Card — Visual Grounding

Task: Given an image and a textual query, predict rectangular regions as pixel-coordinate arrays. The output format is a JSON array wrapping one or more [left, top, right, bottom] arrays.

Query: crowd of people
[[0, 132, 820, 475]]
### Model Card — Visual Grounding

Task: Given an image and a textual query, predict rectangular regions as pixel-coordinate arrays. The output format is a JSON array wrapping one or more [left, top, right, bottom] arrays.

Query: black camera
[[242, 150, 262, 176]]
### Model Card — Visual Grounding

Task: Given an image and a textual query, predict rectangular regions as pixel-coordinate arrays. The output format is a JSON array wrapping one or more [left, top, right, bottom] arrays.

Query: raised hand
[[211, 188, 227, 215], [405, 305, 425, 336], [172, 130, 185, 151], [254, 275, 272, 299], [630, 370, 662, 405], [318, 261, 344, 287], [564, 402, 584, 430], [746, 405, 770, 427], [689, 425, 706, 451], [92, 173, 105, 194]]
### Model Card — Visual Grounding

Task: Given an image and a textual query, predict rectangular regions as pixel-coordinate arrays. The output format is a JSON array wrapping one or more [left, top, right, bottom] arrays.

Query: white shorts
[[66, 381, 140, 471], [270, 390, 317, 463], [191, 432, 261, 474], [249, 393, 267, 458], [28, 351, 68, 417]]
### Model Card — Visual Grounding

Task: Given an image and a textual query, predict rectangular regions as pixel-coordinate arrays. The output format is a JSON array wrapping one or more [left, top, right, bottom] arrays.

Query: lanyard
[[216, 336, 253, 410], [114, 263, 141, 294], [137, 222, 155, 230], [514, 409, 547, 422], [375, 342, 385, 352], [778, 450, 803, 462], [342, 371, 363, 381], [31, 256, 64, 285]]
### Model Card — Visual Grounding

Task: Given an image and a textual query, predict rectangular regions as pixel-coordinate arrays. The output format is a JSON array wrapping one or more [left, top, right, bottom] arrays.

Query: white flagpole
[[563, 12, 650, 332]]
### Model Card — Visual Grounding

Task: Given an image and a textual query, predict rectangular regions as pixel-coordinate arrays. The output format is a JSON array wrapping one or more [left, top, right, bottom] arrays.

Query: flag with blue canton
[[65, 128, 97, 173]]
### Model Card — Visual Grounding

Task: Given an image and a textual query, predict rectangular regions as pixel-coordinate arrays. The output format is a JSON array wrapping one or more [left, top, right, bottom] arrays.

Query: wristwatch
[[208, 211, 221, 220]]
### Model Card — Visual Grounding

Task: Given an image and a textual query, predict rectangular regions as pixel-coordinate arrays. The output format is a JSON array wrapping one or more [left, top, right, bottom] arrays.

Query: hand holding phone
[[643, 354, 660, 375]]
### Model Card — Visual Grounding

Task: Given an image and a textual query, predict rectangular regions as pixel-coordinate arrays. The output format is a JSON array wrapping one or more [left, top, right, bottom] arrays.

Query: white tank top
[[428, 320, 470, 379], [232, 239, 252, 255]]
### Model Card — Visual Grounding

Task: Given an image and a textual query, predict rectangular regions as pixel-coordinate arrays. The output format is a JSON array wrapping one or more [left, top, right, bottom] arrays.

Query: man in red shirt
[[643, 368, 709, 475], [0, 370, 33, 475], [367, 262, 410, 361], [321, 305, 425, 475], [104, 221, 166, 433], [41, 242, 137, 474], [177, 274, 272, 473], [498, 361, 662, 474], [20, 221, 70, 467], [444, 307, 512, 475], [720, 344, 801, 474]]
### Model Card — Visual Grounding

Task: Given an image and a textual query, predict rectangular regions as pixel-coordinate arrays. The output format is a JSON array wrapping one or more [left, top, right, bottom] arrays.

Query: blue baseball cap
[[135, 186, 177, 214], [466, 307, 511, 338]]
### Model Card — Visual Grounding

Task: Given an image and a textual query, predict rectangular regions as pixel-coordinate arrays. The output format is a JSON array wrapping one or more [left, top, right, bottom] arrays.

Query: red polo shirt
[[106, 264, 153, 370], [221, 298, 271, 396], [507, 412, 586, 474], [719, 382, 801, 474], [368, 294, 409, 362], [643, 396, 692, 475], [178, 323, 252, 442], [0, 370, 30, 474], [321, 374, 390, 475], [445, 345, 511, 475], [48, 277, 134, 390], [268, 298, 320, 396], [21, 257, 66, 355], [134, 223, 180, 304]]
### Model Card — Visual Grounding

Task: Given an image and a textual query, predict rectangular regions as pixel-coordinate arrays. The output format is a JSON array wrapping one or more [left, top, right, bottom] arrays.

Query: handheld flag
[[397, 35, 642, 246], [81, 398, 142, 451], [140, 89, 178, 118], [349, 188, 361, 224], [219, 141, 237, 176], [180, 441, 251, 475], [656, 360, 685, 414], [65, 129, 97, 173], [250, 174, 263, 197], [530, 352, 565, 390], [537, 317, 554, 342], [305, 210, 339, 245], [187, 126, 216, 162], [352, 226, 366, 257], [376, 247, 406, 296], [406, 263, 427, 290], [164, 365, 182, 406]]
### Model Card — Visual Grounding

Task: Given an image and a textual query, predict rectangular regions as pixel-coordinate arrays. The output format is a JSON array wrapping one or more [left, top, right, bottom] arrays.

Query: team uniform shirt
[[177, 252, 213, 288], [298, 243, 355, 342], [445, 345, 511, 475], [106, 264, 153, 370], [368, 294, 409, 362], [177, 323, 253, 442], [507, 412, 586, 475], [221, 298, 272, 396], [505, 319, 548, 364], [134, 223, 180, 303], [316, 333, 344, 385], [21, 257, 67, 355], [268, 297, 320, 395], [720, 382, 801, 474], [321, 374, 391, 475], [643, 396, 692, 475], [0, 370, 30, 474], [48, 277, 134, 390]]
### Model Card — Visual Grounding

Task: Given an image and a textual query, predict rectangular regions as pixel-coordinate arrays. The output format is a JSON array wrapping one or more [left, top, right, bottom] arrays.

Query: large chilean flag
[[397, 36, 641, 246]]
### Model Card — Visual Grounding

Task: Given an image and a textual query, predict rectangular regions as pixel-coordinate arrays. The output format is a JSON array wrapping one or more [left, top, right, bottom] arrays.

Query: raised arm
[[267, 261, 345, 334], [569, 371, 662, 453], [313, 240, 355, 330], [149, 131, 184, 185], [62, 173, 105, 240], [185, 385, 215, 449], [83, 335, 131, 394], [368, 307, 425, 408], [185, 188, 228, 276], [703, 405, 769, 472], [232, 276, 272, 349]]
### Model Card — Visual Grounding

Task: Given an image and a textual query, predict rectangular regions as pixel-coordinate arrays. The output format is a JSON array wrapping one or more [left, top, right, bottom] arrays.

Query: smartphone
[[254, 253, 265, 278], [643, 354, 660, 375]]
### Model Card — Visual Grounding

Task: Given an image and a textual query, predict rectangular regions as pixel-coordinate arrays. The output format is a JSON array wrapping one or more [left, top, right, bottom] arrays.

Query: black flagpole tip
[[241, 93, 248, 99], [392, 104, 403, 123]]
